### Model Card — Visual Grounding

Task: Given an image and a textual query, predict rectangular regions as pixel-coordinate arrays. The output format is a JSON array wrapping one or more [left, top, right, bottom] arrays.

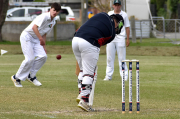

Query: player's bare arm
[[42, 34, 47, 53], [42, 33, 46, 42], [32, 24, 45, 46], [126, 27, 130, 47]]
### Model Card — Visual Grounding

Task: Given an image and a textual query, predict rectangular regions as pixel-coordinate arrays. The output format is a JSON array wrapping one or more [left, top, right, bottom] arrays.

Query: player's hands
[[40, 38, 45, 46], [126, 39, 130, 47], [43, 45, 47, 54]]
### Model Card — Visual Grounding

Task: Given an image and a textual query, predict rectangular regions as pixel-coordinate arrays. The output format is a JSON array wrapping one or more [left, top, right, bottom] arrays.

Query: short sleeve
[[124, 14, 130, 27], [33, 14, 47, 27]]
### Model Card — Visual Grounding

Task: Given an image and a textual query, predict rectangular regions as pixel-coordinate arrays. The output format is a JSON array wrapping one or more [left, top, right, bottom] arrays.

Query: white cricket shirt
[[108, 10, 130, 42], [24, 12, 56, 39]]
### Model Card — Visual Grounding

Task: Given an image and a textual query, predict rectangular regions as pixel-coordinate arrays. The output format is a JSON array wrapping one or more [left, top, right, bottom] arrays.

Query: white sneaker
[[76, 94, 82, 103], [11, 75, 23, 87], [77, 100, 95, 112], [27, 74, 42, 86], [103, 77, 111, 81]]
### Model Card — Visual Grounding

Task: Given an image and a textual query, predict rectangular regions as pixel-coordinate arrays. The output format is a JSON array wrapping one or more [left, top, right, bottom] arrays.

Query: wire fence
[[152, 19, 180, 40], [3, 17, 180, 44], [129, 19, 180, 44]]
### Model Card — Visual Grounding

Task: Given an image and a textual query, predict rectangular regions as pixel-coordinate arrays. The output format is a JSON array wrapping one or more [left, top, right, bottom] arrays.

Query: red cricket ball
[[56, 55, 61, 60]]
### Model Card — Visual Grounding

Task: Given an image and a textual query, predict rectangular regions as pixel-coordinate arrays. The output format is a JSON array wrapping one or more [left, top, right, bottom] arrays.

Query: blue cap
[[113, 0, 121, 5]]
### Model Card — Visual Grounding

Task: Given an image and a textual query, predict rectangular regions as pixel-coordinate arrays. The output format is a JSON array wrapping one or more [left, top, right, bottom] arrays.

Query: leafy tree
[[150, 0, 156, 4], [168, 0, 179, 18], [89, 0, 111, 13], [156, 0, 166, 11], [166, 0, 172, 19], [88, 0, 125, 13], [151, 0, 180, 18], [0, 0, 9, 41]]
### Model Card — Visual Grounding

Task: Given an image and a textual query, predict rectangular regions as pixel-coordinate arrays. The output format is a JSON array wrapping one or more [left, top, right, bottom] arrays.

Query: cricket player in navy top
[[72, 12, 124, 111]]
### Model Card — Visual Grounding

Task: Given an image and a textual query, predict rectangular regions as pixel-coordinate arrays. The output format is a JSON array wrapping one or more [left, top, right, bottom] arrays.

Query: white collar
[[113, 10, 123, 15], [47, 12, 55, 21]]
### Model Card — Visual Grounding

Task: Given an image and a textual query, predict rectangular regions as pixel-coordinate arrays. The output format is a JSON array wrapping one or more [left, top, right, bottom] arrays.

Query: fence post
[[175, 19, 177, 41], [54, 21, 57, 41], [140, 20, 142, 42], [163, 19, 165, 39], [81, 0, 88, 25], [130, 16, 136, 43]]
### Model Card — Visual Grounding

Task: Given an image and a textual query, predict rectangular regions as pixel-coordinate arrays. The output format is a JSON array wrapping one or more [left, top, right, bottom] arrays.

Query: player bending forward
[[72, 12, 124, 111]]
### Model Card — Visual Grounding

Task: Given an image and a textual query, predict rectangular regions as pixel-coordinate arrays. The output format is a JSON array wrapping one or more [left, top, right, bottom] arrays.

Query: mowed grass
[[0, 39, 180, 119]]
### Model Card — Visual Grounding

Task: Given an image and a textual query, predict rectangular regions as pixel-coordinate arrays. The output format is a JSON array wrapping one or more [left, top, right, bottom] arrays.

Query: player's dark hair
[[51, 3, 61, 12]]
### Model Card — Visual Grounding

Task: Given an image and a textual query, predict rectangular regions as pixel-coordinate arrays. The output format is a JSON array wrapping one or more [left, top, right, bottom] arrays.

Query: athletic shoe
[[76, 94, 82, 103], [27, 74, 42, 86], [103, 77, 111, 81], [77, 100, 95, 112], [11, 75, 23, 87]]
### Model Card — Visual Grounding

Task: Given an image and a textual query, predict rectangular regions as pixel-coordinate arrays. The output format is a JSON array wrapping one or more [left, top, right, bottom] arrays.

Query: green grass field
[[0, 39, 180, 119]]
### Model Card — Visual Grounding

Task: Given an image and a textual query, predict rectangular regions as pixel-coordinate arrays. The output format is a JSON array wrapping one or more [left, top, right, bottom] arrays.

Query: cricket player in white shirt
[[11, 3, 61, 87], [104, 0, 130, 81]]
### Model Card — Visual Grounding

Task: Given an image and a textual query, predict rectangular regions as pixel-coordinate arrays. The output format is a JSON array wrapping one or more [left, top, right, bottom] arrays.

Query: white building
[[45, 0, 80, 2], [9, 0, 48, 6], [126, 0, 150, 20]]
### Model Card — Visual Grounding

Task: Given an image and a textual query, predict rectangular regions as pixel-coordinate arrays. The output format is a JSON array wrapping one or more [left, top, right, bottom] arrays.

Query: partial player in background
[[72, 12, 124, 111], [87, 7, 94, 19], [11, 3, 61, 87], [104, 0, 130, 81]]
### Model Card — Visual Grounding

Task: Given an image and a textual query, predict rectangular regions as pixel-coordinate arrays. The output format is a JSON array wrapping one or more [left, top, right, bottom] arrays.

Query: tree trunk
[[0, 0, 9, 41]]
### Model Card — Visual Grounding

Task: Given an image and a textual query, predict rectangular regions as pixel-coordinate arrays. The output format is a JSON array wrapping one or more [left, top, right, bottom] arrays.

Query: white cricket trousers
[[72, 37, 100, 96], [15, 31, 47, 81], [105, 42, 128, 80]]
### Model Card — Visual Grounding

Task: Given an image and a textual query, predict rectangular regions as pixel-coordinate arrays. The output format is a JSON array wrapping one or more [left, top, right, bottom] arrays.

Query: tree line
[[150, 0, 180, 19]]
